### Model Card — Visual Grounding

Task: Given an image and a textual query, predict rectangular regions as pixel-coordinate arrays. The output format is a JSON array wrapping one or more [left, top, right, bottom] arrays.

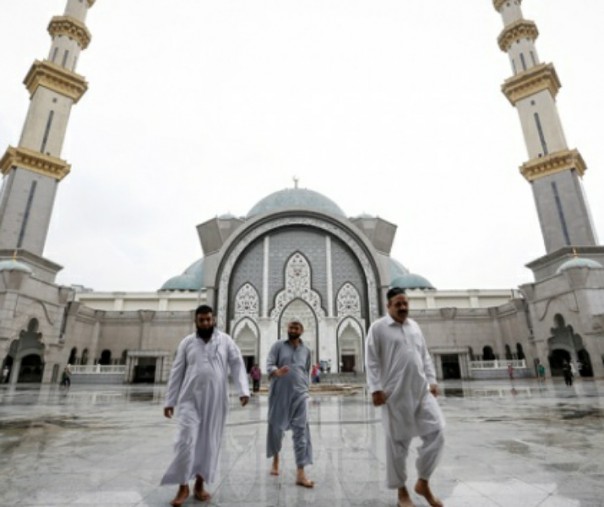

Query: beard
[[197, 326, 214, 339], [287, 332, 301, 341]]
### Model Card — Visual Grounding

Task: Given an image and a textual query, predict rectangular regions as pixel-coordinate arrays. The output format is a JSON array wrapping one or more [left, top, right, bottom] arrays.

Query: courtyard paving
[[0, 378, 602, 506]]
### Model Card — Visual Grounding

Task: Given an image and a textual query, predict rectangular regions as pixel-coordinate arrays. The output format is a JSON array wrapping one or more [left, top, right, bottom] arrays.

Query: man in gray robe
[[266, 319, 314, 487], [365, 288, 445, 507], [161, 305, 250, 506]]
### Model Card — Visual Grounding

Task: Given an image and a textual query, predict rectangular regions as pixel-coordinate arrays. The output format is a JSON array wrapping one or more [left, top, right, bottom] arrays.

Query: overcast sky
[[1, 0, 603, 292]]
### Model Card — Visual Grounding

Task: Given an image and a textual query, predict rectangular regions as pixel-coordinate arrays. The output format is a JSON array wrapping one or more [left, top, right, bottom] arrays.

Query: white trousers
[[385, 429, 444, 489]]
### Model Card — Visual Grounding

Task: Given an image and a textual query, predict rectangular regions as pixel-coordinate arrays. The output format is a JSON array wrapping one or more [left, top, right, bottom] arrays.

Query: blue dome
[[160, 258, 204, 291], [0, 259, 32, 274], [556, 257, 603, 274], [390, 258, 410, 280], [391, 273, 435, 290], [247, 188, 346, 219]]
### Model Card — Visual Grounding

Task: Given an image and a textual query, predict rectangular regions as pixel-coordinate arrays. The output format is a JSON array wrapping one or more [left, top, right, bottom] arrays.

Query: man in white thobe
[[161, 305, 250, 506], [365, 288, 445, 507], [266, 320, 314, 488]]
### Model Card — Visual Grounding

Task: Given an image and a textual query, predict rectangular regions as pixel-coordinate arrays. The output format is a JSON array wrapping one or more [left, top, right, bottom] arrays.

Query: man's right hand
[[164, 407, 174, 419], [273, 366, 290, 378], [371, 391, 387, 407]]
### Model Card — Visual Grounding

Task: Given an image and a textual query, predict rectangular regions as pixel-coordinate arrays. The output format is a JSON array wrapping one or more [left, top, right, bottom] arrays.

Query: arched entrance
[[6, 318, 46, 384], [233, 318, 260, 372], [337, 318, 363, 373]]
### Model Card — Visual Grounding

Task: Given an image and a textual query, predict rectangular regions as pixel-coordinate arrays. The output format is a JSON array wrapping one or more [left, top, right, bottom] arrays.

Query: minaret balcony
[[48, 15, 91, 49], [520, 149, 586, 182], [0, 146, 71, 181], [493, 0, 523, 12], [497, 19, 538, 52], [23, 60, 88, 103], [501, 63, 560, 105]]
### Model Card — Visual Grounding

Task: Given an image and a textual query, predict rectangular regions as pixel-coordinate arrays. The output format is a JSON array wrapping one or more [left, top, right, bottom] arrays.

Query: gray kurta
[[266, 339, 313, 467], [161, 330, 249, 485]]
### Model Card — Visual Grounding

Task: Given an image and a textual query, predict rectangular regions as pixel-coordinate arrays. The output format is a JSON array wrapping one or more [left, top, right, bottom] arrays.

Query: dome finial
[[293, 175, 299, 189]]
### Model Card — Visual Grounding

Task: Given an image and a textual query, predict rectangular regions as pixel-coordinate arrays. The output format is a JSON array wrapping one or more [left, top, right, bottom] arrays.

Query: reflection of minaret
[[0, 0, 94, 260], [493, 0, 597, 256]]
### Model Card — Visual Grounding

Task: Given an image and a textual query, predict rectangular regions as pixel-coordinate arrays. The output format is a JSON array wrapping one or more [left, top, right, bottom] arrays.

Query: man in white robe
[[161, 305, 250, 506], [365, 288, 445, 507], [266, 320, 314, 488]]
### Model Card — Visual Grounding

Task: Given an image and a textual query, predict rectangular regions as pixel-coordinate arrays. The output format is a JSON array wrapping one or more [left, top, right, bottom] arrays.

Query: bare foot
[[270, 455, 280, 476], [398, 487, 416, 507], [170, 484, 190, 507], [194, 475, 211, 502], [295, 477, 314, 488], [414, 479, 443, 507]]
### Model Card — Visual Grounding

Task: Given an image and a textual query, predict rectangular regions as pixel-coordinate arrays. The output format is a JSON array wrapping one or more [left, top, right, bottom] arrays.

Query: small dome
[[0, 259, 32, 274], [247, 188, 346, 219], [556, 257, 603, 274], [391, 273, 435, 290], [160, 259, 204, 291]]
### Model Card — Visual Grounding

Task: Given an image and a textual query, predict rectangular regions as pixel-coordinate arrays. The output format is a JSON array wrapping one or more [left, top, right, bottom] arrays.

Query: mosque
[[1, 0, 604, 385]]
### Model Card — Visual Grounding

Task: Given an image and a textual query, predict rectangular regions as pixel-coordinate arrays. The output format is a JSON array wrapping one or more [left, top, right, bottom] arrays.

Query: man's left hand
[[240, 396, 250, 407], [429, 384, 439, 397]]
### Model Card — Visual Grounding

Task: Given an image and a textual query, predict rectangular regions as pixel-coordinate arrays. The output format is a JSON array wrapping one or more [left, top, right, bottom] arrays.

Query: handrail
[[70, 365, 126, 374], [470, 359, 527, 370]]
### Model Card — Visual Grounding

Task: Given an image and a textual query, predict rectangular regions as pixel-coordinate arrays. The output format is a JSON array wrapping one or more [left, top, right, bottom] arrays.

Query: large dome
[[247, 188, 346, 219]]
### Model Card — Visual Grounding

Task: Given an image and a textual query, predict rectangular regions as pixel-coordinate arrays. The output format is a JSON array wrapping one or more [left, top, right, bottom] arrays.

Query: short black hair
[[195, 304, 213, 316], [386, 287, 406, 301]]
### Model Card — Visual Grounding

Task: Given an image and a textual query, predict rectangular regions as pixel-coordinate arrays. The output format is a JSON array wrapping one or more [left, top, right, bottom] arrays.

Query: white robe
[[365, 315, 445, 440], [161, 330, 250, 485]]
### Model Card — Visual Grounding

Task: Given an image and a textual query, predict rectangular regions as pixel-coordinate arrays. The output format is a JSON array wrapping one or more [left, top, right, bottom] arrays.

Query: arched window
[[99, 349, 112, 365], [68, 347, 77, 365], [81, 349, 89, 365], [505, 345, 513, 360], [516, 343, 525, 360], [483, 346, 495, 360]]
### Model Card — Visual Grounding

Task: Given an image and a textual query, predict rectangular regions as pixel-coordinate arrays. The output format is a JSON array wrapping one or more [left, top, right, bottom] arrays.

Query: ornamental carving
[[0, 146, 70, 180], [337, 283, 361, 318], [497, 19, 538, 52], [24, 60, 88, 103], [48, 16, 91, 49], [216, 216, 379, 330], [501, 63, 560, 105], [234, 283, 260, 319], [520, 149, 586, 182], [270, 253, 325, 320]]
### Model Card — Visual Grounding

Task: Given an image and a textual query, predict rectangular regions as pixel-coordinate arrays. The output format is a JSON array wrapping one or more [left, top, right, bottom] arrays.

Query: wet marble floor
[[0, 378, 603, 507]]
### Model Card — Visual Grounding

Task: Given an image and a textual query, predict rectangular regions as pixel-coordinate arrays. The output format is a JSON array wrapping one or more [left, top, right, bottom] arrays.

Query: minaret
[[493, 0, 597, 256], [0, 0, 95, 260]]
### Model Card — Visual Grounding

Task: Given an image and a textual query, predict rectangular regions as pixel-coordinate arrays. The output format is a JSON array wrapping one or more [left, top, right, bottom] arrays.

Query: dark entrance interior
[[548, 349, 571, 377], [341, 354, 355, 373], [18, 354, 44, 383], [243, 355, 255, 373], [441, 354, 461, 379], [133, 357, 156, 383]]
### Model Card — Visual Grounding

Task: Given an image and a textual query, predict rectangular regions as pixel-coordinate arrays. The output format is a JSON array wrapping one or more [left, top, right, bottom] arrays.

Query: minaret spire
[[0, 0, 95, 259], [493, 0, 597, 254]]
